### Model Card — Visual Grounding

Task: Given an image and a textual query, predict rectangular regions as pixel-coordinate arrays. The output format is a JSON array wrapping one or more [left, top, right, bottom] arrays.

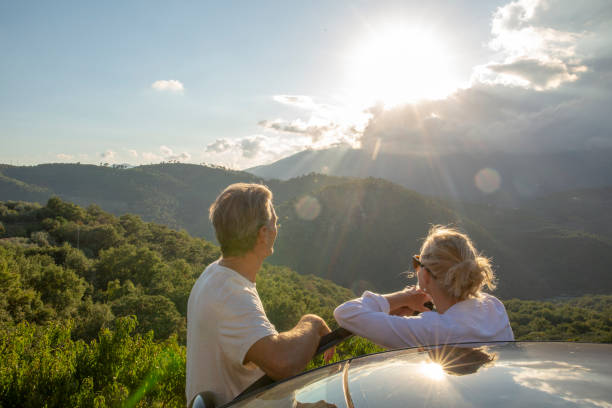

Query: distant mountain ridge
[[1, 162, 611, 298], [271, 178, 612, 298], [0, 163, 348, 239], [246, 147, 612, 207]]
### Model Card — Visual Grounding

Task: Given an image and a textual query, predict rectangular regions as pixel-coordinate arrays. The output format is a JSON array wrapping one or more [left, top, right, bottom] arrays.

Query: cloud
[[273, 95, 318, 110], [127, 149, 138, 158], [472, 0, 597, 90], [261, 94, 369, 149], [100, 150, 115, 161], [361, 73, 612, 156], [169, 152, 191, 161], [240, 136, 265, 159], [205, 136, 269, 159], [206, 139, 233, 153], [204, 133, 325, 169], [160, 145, 173, 156], [487, 58, 586, 89], [151, 79, 184, 93], [56, 153, 73, 161], [142, 152, 162, 162], [138, 146, 191, 163], [258, 119, 340, 143], [159, 145, 191, 161], [357, 0, 612, 156]]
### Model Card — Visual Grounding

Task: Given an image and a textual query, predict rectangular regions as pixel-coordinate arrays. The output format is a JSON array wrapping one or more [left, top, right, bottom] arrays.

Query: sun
[[346, 26, 458, 106]]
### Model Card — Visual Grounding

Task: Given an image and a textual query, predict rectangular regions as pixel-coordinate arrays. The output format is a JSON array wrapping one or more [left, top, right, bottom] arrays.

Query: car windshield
[[1, 1, 611, 408]]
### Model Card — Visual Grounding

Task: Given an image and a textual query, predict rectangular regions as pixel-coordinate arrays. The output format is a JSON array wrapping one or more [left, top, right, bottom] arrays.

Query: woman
[[334, 225, 514, 349]]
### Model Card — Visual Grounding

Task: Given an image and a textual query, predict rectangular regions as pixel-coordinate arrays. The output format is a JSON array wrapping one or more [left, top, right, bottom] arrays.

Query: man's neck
[[219, 252, 263, 283]]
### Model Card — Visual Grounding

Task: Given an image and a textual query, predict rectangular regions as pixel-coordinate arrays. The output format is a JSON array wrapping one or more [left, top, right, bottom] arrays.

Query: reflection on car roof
[[224, 342, 612, 408]]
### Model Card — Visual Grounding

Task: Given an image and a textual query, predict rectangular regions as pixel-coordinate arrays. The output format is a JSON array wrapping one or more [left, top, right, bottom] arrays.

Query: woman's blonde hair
[[419, 225, 496, 300]]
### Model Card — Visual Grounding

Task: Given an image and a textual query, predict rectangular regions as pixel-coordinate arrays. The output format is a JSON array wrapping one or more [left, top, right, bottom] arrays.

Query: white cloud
[[137, 146, 192, 163], [487, 58, 586, 90], [159, 145, 191, 161], [273, 95, 318, 110], [56, 153, 73, 161], [160, 145, 173, 156], [206, 139, 233, 153], [170, 152, 191, 161], [263, 94, 369, 148], [142, 152, 162, 162], [356, 0, 612, 156], [211, 1, 611, 169], [204, 133, 327, 169], [258, 118, 339, 143], [240, 136, 265, 159], [472, 0, 596, 90], [151, 79, 184, 93], [100, 150, 115, 161]]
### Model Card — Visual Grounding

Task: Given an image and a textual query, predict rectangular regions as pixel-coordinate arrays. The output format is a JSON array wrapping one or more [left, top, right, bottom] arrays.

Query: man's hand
[[302, 314, 335, 362], [323, 347, 335, 363]]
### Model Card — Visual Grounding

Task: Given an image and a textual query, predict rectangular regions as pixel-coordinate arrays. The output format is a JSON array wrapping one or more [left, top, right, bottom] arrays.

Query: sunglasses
[[412, 255, 436, 278]]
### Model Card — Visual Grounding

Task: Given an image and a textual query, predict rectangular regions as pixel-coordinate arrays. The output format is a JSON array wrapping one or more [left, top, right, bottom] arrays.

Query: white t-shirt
[[334, 291, 514, 349], [186, 261, 278, 406]]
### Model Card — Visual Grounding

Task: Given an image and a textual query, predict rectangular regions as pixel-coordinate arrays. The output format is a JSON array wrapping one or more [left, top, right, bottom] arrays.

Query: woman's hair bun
[[420, 226, 496, 300]]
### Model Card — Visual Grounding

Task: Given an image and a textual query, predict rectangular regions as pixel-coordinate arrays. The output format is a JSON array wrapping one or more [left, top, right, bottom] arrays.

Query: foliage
[[3, 163, 612, 298], [0, 197, 611, 405], [505, 295, 612, 342], [257, 263, 355, 331], [0, 317, 186, 408]]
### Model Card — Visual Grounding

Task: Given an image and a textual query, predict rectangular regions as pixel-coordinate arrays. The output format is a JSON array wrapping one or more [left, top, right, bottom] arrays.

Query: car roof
[[224, 342, 612, 408]]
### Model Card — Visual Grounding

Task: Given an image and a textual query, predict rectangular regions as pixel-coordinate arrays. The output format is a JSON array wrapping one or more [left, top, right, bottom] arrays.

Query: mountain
[[271, 178, 612, 299], [246, 147, 612, 207], [2, 162, 612, 298], [0, 163, 346, 240]]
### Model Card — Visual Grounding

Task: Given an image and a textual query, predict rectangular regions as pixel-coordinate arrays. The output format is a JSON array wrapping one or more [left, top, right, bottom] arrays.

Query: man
[[186, 183, 332, 406]]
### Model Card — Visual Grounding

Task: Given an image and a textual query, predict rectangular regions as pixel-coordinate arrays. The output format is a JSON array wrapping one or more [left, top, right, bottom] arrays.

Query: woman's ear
[[421, 268, 433, 291]]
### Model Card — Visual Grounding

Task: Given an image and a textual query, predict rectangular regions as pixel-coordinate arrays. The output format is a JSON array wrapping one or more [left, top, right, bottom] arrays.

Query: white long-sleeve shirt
[[334, 291, 514, 349]]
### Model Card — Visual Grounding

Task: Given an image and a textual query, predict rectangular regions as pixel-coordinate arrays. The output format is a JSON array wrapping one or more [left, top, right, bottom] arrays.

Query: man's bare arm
[[244, 314, 330, 380]]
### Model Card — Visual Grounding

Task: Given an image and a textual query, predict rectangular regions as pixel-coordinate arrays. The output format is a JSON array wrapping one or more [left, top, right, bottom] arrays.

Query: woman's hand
[[384, 286, 432, 314], [389, 306, 415, 316]]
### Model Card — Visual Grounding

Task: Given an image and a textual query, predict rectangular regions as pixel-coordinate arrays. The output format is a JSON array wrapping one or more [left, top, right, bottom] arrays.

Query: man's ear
[[256, 225, 268, 244]]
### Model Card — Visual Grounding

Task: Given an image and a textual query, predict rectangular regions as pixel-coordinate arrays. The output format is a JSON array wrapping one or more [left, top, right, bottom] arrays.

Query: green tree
[[94, 244, 165, 289], [111, 294, 185, 340]]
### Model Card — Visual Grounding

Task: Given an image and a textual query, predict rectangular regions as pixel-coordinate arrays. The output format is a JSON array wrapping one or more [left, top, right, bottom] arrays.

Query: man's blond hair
[[209, 183, 274, 256]]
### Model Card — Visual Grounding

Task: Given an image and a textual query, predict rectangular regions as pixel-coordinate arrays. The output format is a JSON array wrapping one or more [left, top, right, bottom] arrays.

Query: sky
[[1, 0, 611, 169]]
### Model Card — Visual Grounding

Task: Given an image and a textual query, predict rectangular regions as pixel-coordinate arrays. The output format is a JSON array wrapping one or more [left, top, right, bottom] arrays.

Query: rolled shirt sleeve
[[334, 291, 442, 349]]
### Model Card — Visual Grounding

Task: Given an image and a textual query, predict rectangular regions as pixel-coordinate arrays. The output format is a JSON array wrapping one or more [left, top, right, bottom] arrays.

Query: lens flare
[[295, 196, 321, 221], [475, 168, 501, 194]]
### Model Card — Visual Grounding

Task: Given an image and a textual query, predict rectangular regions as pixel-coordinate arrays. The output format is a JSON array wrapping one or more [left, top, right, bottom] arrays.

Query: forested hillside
[[1, 199, 610, 407], [2, 163, 612, 299], [0, 163, 347, 239], [272, 178, 612, 298], [246, 147, 612, 207]]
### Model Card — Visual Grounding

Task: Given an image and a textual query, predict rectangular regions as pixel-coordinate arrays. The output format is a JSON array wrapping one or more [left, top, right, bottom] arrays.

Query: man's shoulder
[[193, 262, 255, 301]]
